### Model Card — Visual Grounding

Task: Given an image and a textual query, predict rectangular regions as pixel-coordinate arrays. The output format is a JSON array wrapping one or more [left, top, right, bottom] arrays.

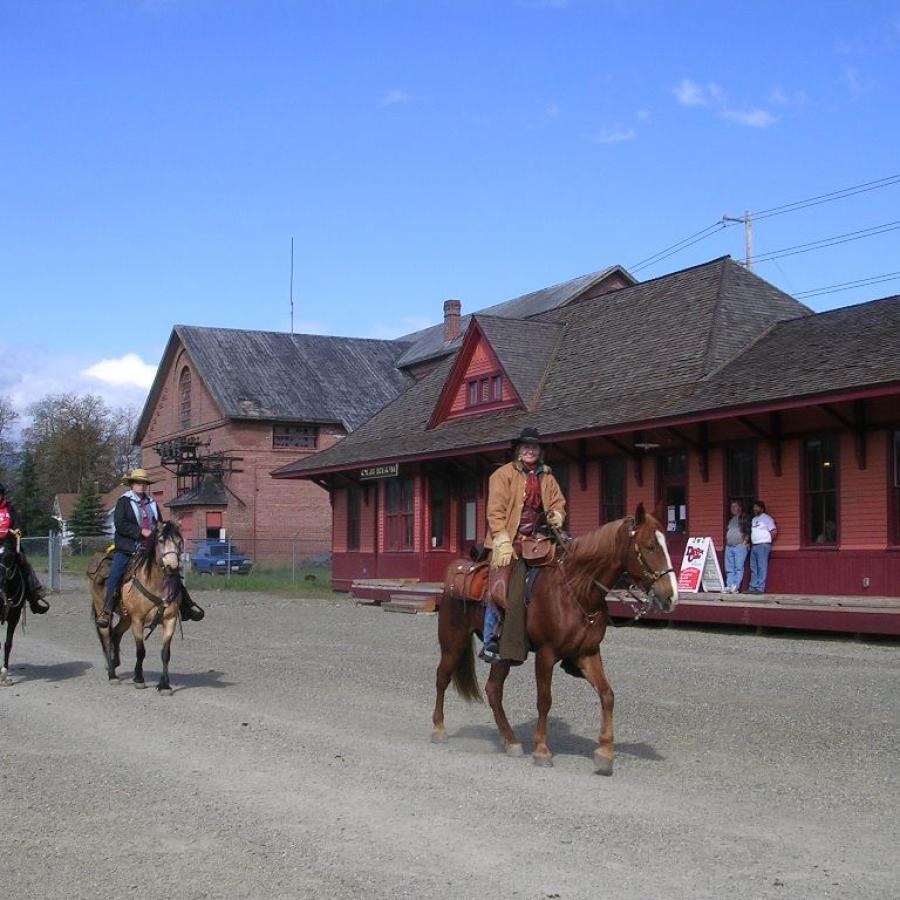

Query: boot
[[179, 584, 205, 622], [23, 561, 49, 614]]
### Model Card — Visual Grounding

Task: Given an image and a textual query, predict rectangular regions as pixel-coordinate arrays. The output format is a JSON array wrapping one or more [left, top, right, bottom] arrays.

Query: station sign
[[359, 463, 399, 481]]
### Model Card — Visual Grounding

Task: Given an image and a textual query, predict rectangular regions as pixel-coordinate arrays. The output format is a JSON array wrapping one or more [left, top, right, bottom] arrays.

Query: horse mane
[[563, 519, 627, 603], [130, 520, 182, 578]]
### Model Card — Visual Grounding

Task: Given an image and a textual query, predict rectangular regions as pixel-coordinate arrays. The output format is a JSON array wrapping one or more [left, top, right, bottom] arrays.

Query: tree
[[24, 393, 120, 494], [0, 394, 19, 481], [69, 479, 106, 537], [13, 449, 54, 534]]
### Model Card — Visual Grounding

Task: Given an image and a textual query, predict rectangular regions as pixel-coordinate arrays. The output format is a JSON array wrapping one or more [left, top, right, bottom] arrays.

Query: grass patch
[[184, 565, 338, 597]]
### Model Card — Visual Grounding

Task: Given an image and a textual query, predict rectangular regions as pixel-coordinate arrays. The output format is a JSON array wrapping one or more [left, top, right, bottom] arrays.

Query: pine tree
[[70, 480, 106, 537], [14, 450, 54, 534]]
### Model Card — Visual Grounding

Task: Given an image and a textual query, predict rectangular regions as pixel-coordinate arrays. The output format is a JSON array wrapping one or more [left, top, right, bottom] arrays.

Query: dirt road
[[1, 578, 897, 899]]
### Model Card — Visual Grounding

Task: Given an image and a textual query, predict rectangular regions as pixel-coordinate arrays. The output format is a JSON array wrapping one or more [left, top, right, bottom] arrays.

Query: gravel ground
[[0, 575, 897, 900]]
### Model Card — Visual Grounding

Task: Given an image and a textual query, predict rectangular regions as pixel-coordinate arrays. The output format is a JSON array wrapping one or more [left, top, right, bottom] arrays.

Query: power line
[[629, 173, 900, 274], [751, 173, 900, 221], [794, 270, 900, 299], [754, 219, 900, 263]]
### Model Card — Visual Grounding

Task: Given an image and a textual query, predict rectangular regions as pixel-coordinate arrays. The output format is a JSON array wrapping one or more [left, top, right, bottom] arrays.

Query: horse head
[[622, 503, 679, 612], [154, 520, 184, 576]]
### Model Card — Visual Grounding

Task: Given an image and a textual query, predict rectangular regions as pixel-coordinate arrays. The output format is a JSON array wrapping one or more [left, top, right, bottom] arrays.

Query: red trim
[[273, 382, 900, 479]]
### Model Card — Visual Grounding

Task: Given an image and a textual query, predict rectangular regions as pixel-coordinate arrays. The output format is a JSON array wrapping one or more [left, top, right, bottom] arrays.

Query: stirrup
[[29, 596, 50, 614], [479, 643, 501, 664], [95, 609, 112, 627]]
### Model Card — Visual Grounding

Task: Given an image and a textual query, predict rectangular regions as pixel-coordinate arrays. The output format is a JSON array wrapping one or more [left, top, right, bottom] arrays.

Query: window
[[805, 435, 838, 545], [385, 477, 414, 550], [273, 424, 318, 449], [205, 511, 222, 540], [347, 485, 361, 551], [658, 451, 688, 534], [457, 476, 478, 553], [179, 367, 192, 430], [891, 431, 900, 544], [429, 477, 449, 548], [600, 457, 626, 523], [726, 445, 757, 520], [465, 373, 504, 408]]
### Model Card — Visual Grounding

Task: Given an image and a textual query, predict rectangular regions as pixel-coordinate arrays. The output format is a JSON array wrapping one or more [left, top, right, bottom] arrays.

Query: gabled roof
[[395, 264, 634, 369], [135, 326, 415, 443], [272, 257, 860, 478], [166, 476, 229, 509], [54, 489, 122, 519]]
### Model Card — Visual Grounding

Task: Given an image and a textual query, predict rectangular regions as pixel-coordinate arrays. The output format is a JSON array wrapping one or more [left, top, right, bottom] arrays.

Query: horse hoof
[[157, 686, 174, 695], [593, 751, 614, 776], [0, 676, 11, 688], [430, 729, 448, 744], [133, 681, 147, 690], [532, 753, 554, 768], [505, 743, 524, 758]]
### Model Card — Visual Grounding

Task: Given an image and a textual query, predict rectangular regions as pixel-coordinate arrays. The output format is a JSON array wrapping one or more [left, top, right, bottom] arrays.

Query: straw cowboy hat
[[121, 468, 155, 485]]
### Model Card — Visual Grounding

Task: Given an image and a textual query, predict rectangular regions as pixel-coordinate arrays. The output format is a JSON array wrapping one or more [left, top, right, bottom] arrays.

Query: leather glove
[[546, 510, 564, 529], [490, 533, 515, 568]]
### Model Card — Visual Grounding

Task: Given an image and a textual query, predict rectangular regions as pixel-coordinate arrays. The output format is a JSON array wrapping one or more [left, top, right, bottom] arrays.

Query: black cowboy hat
[[512, 427, 543, 447]]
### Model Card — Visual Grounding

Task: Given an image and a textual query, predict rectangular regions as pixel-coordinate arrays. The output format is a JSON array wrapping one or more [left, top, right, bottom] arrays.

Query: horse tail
[[451, 632, 482, 702]]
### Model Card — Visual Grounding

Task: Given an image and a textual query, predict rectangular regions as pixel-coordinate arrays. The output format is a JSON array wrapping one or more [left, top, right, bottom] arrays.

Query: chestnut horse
[[89, 520, 184, 692], [432, 503, 679, 774]]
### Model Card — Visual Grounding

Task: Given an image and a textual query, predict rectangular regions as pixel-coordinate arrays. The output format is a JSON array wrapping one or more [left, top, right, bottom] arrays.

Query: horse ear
[[634, 502, 646, 526]]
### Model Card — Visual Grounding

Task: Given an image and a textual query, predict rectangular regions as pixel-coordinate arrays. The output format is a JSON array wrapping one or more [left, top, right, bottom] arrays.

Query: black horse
[[0, 532, 34, 685]]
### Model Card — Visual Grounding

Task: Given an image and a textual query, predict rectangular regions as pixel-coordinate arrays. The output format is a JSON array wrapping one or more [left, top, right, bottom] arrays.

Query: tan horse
[[89, 521, 184, 693], [432, 503, 679, 774]]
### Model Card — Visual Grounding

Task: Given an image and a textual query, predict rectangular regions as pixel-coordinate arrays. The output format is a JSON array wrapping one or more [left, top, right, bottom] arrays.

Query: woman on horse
[[481, 427, 565, 663], [96, 469, 204, 627], [0, 481, 50, 615]]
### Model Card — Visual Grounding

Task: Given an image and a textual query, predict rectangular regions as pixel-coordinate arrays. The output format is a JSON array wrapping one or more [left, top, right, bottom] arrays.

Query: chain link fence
[[21, 534, 64, 591]]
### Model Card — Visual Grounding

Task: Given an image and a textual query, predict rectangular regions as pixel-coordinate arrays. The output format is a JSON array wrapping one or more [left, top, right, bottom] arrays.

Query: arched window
[[179, 367, 192, 430]]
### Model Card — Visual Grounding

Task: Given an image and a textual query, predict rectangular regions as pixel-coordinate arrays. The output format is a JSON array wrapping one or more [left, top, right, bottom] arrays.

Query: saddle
[[444, 559, 490, 603], [86, 551, 113, 585]]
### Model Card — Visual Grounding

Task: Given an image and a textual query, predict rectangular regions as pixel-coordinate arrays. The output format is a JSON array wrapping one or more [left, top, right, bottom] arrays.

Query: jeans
[[724, 543, 748, 591], [483, 601, 501, 648], [103, 550, 132, 612], [749, 543, 772, 592]]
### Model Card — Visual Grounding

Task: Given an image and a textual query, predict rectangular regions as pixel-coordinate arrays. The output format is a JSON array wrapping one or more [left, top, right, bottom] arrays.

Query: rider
[[0, 482, 50, 614], [95, 468, 204, 627], [481, 427, 565, 663]]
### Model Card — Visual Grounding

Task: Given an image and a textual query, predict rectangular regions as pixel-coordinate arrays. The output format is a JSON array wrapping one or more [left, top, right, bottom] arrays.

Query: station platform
[[349, 578, 900, 635]]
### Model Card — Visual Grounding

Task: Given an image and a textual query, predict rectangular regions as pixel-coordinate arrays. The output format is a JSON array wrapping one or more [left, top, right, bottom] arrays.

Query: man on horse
[[0, 481, 50, 615], [95, 468, 204, 627], [481, 427, 565, 663]]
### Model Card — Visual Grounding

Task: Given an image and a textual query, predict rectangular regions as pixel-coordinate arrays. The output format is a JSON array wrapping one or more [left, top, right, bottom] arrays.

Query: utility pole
[[289, 236, 294, 333], [722, 210, 753, 270]]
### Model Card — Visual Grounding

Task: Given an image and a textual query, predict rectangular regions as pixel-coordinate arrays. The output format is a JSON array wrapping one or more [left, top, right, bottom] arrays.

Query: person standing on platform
[[723, 499, 750, 593], [749, 500, 777, 593]]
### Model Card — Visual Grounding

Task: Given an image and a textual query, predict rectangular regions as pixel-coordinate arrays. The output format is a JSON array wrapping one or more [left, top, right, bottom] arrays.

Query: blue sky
[[2, 0, 899, 417]]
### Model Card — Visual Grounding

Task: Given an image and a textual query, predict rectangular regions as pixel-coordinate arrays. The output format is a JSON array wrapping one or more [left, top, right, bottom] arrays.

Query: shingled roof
[[274, 257, 865, 477], [395, 264, 634, 368], [136, 326, 415, 442]]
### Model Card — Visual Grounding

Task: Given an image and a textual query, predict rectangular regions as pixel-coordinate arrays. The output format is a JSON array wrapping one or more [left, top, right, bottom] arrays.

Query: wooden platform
[[350, 579, 900, 636]]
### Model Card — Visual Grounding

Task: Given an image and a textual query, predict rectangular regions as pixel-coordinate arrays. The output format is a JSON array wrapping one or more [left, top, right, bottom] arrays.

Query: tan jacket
[[484, 460, 566, 548]]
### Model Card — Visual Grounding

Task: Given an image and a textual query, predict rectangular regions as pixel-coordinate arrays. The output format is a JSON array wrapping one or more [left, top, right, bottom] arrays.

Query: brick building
[[273, 256, 900, 601], [134, 326, 412, 559]]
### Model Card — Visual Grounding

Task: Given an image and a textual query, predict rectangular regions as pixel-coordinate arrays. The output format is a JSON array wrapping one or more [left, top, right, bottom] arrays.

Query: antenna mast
[[290, 236, 294, 333]]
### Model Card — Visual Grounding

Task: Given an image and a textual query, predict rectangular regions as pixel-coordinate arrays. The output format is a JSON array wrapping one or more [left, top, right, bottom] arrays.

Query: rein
[[553, 519, 674, 628]]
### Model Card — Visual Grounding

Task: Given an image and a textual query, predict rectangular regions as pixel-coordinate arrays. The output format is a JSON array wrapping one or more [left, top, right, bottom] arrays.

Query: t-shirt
[[751, 513, 776, 544], [725, 515, 747, 546]]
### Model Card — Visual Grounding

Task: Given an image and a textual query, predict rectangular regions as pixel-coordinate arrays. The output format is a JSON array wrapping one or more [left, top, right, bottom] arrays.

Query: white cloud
[[82, 353, 157, 389], [546, 103, 561, 119], [636, 108, 651, 122], [844, 65, 862, 93], [367, 315, 432, 340], [595, 125, 636, 144], [673, 78, 709, 107], [720, 107, 777, 128], [379, 89, 412, 107]]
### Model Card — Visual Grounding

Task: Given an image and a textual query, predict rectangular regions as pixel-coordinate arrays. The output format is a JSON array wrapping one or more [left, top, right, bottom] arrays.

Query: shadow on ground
[[11, 660, 94, 682], [450, 717, 665, 760]]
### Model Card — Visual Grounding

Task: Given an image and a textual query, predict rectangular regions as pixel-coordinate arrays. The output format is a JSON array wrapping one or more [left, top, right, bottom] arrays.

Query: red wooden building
[[273, 257, 900, 603]]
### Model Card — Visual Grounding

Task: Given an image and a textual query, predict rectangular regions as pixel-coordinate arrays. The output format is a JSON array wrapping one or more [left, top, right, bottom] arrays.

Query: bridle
[[556, 517, 675, 628]]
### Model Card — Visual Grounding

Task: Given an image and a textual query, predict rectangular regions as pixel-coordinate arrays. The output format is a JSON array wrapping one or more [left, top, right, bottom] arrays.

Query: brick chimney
[[443, 299, 461, 342]]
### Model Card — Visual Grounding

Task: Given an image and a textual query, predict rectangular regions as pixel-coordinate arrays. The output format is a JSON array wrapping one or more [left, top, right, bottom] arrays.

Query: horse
[[0, 532, 32, 686], [431, 502, 679, 774], [89, 520, 185, 693]]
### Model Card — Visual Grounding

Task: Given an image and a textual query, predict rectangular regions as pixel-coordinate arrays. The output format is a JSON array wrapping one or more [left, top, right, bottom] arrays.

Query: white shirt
[[751, 513, 776, 544]]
